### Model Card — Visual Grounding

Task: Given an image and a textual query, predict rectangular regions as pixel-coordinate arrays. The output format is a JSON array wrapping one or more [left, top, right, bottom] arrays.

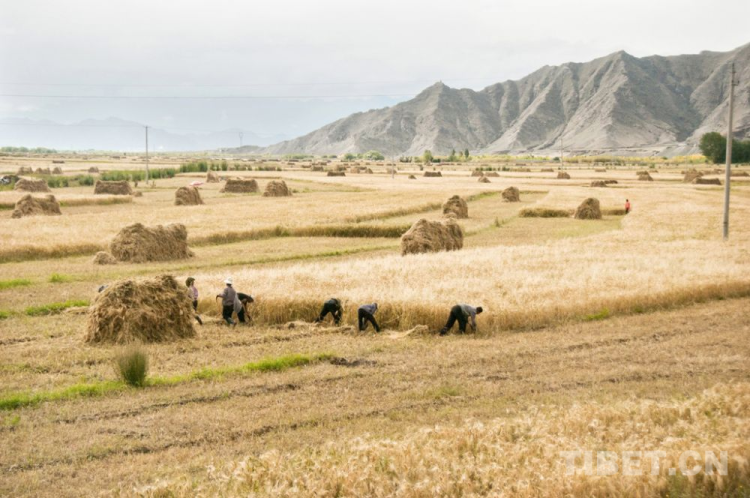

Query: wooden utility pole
[[723, 63, 737, 240], [145, 126, 150, 183]]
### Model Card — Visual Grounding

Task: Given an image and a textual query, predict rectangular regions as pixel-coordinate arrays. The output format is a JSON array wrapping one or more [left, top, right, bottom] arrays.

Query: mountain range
[[262, 43, 750, 156]]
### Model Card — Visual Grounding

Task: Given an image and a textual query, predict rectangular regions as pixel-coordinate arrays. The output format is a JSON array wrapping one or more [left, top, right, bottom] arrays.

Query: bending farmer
[[358, 303, 380, 332], [440, 304, 483, 335], [316, 298, 343, 325]]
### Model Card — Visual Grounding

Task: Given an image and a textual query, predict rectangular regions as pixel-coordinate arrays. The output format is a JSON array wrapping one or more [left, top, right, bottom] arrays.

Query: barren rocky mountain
[[263, 43, 750, 156]]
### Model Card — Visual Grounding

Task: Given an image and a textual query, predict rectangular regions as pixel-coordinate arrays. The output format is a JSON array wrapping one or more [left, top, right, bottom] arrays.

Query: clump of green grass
[[24, 299, 89, 316], [0, 278, 32, 290], [48, 273, 72, 284], [0, 311, 10, 320], [115, 345, 149, 387], [584, 308, 610, 321], [519, 207, 573, 218]]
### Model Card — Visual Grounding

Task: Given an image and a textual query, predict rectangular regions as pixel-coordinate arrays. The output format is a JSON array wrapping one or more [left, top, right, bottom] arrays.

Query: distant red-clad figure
[[625, 199, 631, 214]]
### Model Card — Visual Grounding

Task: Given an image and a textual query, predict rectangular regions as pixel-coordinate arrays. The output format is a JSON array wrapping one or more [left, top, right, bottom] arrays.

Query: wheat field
[[0, 156, 748, 497]]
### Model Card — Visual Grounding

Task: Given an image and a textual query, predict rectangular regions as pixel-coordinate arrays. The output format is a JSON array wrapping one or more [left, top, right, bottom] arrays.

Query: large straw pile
[[408, 175, 417, 180], [14, 178, 50, 193], [174, 186, 204, 205], [16, 166, 33, 175], [11, 194, 62, 218], [85, 275, 196, 344], [478, 176, 490, 183], [471, 170, 484, 177], [638, 172, 654, 181], [574, 198, 602, 220], [263, 180, 292, 197], [52, 166, 63, 175], [502, 186, 520, 202], [95, 180, 133, 195], [35, 168, 51, 175], [327, 171, 346, 177], [693, 177, 721, 185], [424, 171, 442, 177], [590, 180, 608, 187], [93, 251, 118, 265], [88, 166, 99, 173], [683, 169, 702, 182], [109, 223, 193, 263], [485, 172, 500, 177], [206, 170, 220, 183], [221, 178, 259, 193], [557, 171, 571, 179], [442, 195, 468, 218], [401, 217, 464, 256]]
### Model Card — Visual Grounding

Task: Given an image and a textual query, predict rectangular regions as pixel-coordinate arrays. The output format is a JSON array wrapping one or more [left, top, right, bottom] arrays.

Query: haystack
[[590, 180, 608, 187], [14, 178, 50, 193], [638, 172, 653, 181], [478, 176, 490, 183], [683, 169, 703, 183], [312, 166, 324, 172], [35, 168, 51, 175], [557, 171, 571, 179], [52, 166, 63, 175], [424, 171, 442, 177], [327, 171, 346, 177], [17, 166, 33, 175], [93, 251, 118, 265], [95, 180, 133, 195], [732, 170, 749, 177], [88, 166, 99, 173], [109, 223, 193, 263], [206, 170, 220, 183], [408, 174, 417, 180], [594, 168, 607, 173], [604, 180, 619, 185], [85, 275, 196, 344], [693, 177, 721, 185], [174, 186, 204, 205], [502, 186, 520, 202], [220, 178, 258, 193], [365, 168, 374, 174], [485, 172, 500, 177], [11, 194, 62, 218], [541, 168, 554, 172], [442, 195, 468, 218], [574, 198, 602, 220], [471, 170, 484, 177], [263, 180, 292, 197], [401, 217, 463, 256]]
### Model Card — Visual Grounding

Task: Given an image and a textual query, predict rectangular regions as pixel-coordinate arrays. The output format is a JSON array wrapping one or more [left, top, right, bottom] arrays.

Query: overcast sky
[[1, 0, 749, 147]]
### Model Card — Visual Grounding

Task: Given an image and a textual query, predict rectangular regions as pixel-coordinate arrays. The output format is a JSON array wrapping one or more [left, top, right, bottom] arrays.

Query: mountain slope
[[263, 43, 750, 156]]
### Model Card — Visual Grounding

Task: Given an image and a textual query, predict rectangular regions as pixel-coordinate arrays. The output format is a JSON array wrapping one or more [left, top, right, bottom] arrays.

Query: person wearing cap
[[440, 304, 483, 335], [185, 277, 202, 325], [216, 278, 237, 326], [358, 302, 380, 332], [316, 298, 343, 325]]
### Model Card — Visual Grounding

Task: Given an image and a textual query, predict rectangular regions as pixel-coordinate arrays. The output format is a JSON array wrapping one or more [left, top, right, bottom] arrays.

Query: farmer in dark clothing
[[358, 303, 380, 332], [440, 304, 483, 335], [216, 277, 237, 326], [316, 298, 343, 325], [236, 293, 254, 324]]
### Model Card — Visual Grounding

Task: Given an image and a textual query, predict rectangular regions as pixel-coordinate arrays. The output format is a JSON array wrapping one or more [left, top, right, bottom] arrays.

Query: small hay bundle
[[485, 172, 500, 177], [52, 166, 63, 175], [638, 172, 653, 181], [594, 168, 607, 172], [478, 176, 491, 183], [174, 186, 204, 205], [574, 198, 602, 220], [93, 251, 118, 265], [557, 171, 571, 179], [14, 177, 50, 193], [220, 178, 259, 193], [731, 170, 749, 177], [110, 223, 193, 263], [408, 174, 417, 180], [263, 180, 292, 197], [11, 194, 62, 218], [604, 180, 619, 185], [502, 186, 520, 202], [365, 168, 374, 174], [88, 166, 99, 173], [684, 169, 703, 183], [327, 171, 346, 177], [541, 168, 554, 172], [206, 170, 220, 183], [95, 180, 133, 195], [35, 167, 51, 175], [85, 275, 196, 344], [401, 217, 463, 256], [442, 195, 468, 218], [424, 171, 442, 177], [590, 180, 608, 187], [16, 166, 33, 175], [693, 177, 721, 185], [312, 166, 324, 172], [471, 170, 484, 177]]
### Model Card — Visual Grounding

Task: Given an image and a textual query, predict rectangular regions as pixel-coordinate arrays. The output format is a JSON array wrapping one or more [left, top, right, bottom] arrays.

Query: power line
[[0, 121, 266, 135]]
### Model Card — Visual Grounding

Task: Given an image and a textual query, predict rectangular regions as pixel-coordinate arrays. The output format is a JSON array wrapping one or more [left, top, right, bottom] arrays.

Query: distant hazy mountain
[[0, 117, 286, 151], [263, 43, 750, 156]]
